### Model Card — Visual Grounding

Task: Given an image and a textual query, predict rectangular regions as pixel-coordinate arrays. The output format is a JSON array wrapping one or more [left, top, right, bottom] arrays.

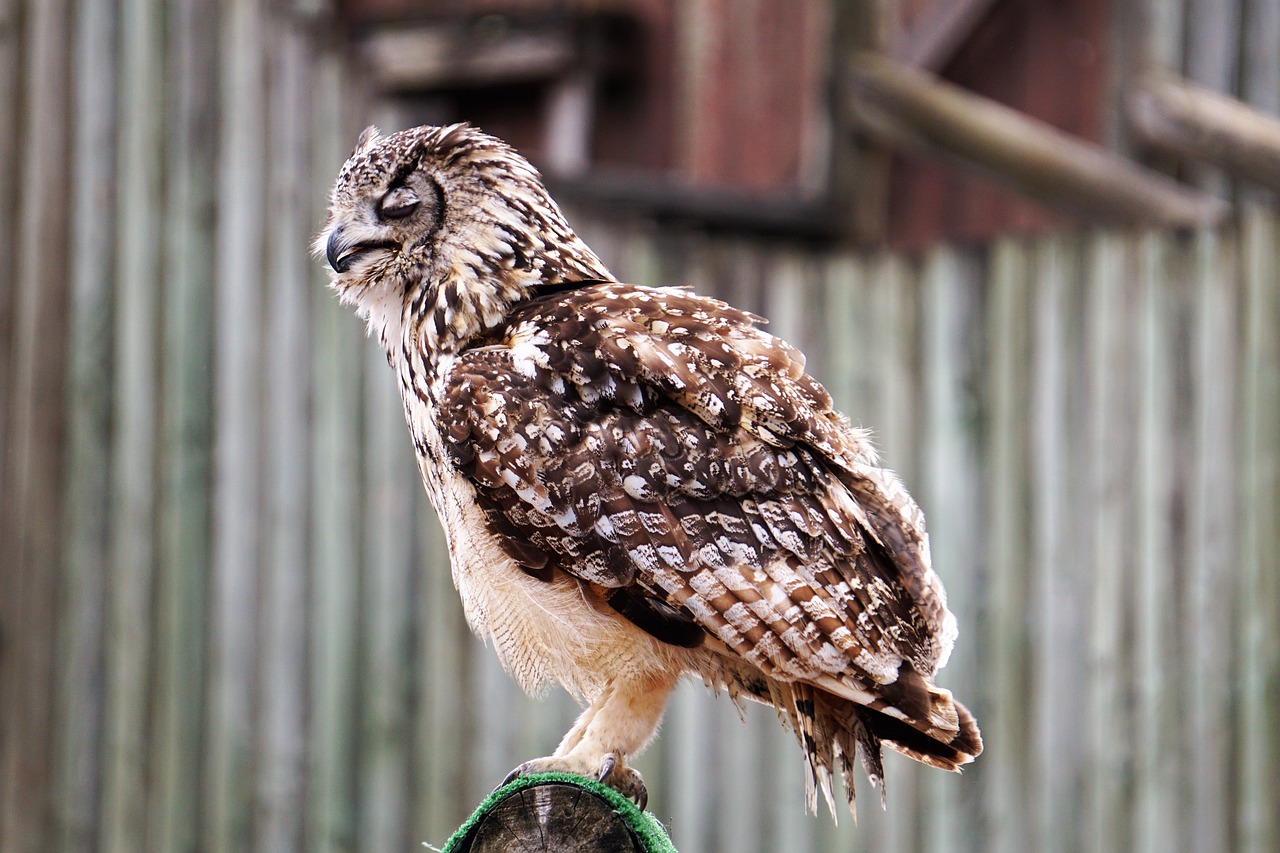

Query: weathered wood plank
[[307, 45, 363, 853], [52, 0, 118, 848], [256, 20, 314, 853], [206, 0, 267, 848], [0, 0, 74, 851], [666, 679, 712, 853], [416, 500, 473, 847], [1185, 225, 1240, 853], [1241, 0, 1280, 205], [99, 0, 162, 847], [917, 245, 984, 853], [360, 344, 414, 852], [1237, 207, 1280, 853], [983, 238, 1033, 853], [1082, 231, 1136, 853], [149, 0, 218, 850], [1242, 0, 1280, 113], [0, 0, 19, 468], [1134, 232, 1178, 853], [1031, 237, 1092, 853]]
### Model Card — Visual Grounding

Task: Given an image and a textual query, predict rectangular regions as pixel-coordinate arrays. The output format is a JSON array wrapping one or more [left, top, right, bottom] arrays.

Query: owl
[[316, 123, 981, 817]]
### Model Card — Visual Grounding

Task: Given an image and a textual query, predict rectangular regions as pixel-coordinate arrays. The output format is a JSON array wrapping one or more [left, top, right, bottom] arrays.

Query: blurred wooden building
[[332, 0, 1261, 246]]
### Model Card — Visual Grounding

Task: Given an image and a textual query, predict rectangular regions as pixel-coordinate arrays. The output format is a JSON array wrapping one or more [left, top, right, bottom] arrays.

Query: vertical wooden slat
[[0, 0, 73, 851], [52, 0, 117, 848], [917, 245, 985, 853], [1237, 207, 1280, 853], [207, 0, 266, 848], [257, 19, 313, 853], [1240, 0, 1278, 206], [414, 502, 471, 847], [1145, 0, 1185, 71], [1242, 0, 1280, 112], [1134, 232, 1178, 853], [99, 0, 162, 847], [984, 238, 1033, 853], [1029, 237, 1062, 853], [308, 46, 362, 853], [666, 679, 712, 853], [1185, 225, 1240, 853], [0, 0, 19, 463], [149, 0, 217, 849], [359, 344, 413, 853], [1083, 231, 1138, 852]]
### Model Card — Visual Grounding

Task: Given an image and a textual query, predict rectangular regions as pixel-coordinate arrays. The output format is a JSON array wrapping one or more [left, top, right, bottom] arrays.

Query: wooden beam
[[547, 168, 842, 239], [360, 20, 576, 92], [1128, 71, 1280, 191], [844, 52, 1226, 228], [893, 0, 1001, 72]]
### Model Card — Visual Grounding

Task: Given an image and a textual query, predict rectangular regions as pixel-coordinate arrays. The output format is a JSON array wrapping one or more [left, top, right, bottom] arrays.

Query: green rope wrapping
[[440, 772, 678, 853]]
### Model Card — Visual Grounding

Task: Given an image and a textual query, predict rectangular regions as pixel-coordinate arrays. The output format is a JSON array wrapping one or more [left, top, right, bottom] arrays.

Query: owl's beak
[[325, 225, 356, 273], [325, 225, 396, 274]]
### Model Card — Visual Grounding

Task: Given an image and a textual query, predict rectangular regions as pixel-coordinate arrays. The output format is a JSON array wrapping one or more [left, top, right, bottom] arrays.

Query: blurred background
[[2, 0, 1279, 851]]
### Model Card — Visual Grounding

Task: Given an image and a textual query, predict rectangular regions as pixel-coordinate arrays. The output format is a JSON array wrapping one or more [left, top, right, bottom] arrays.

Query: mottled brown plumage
[[316, 123, 981, 819]]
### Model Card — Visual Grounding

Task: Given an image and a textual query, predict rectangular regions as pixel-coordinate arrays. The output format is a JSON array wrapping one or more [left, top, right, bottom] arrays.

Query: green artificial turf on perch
[[441, 772, 678, 853]]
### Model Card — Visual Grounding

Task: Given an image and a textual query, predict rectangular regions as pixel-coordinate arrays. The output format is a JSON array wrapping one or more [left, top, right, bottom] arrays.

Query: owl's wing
[[441, 283, 958, 693]]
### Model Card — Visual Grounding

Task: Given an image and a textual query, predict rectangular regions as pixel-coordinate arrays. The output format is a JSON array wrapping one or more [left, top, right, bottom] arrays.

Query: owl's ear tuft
[[353, 126, 381, 158]]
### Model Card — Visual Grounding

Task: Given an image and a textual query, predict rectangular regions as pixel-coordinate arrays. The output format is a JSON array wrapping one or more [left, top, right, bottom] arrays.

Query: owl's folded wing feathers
[[441, 282, 972, 754]]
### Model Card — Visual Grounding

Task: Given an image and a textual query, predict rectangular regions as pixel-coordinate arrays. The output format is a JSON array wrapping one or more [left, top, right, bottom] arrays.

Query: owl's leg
[[502, 670, 678, 808]]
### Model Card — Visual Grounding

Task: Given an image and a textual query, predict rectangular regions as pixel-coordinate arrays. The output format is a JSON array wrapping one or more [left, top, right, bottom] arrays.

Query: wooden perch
[[460, 783, 642, 852], [844, 52, 1226, 228], [443, 775, 677, 853], [1128, 71, 1280, 191]]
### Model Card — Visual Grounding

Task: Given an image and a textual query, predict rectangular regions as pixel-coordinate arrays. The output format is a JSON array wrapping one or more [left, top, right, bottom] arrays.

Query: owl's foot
[[498, 752, 648, 810]]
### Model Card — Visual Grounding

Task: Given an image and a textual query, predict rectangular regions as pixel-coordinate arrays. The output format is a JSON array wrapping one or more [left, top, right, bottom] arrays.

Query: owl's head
[[316, 123, 610, 349]]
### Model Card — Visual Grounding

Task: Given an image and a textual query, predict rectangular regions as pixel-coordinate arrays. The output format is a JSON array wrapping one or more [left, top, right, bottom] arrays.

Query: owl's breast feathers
[[436, 282, 959, 698]]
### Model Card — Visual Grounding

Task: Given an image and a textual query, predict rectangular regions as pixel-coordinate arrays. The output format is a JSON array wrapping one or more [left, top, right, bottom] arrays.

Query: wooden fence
[[2, 1, 1279, 852]]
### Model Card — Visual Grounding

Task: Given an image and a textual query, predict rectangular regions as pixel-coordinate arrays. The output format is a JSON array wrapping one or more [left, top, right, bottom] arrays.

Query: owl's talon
[[596, 752, 647, 810], [596, 753, 616, 783], [497, 754, 648, 810], [496, 763, 528, 792]]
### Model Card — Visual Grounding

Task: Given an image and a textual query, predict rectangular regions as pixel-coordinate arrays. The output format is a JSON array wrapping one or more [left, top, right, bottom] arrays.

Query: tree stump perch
[[442, 773, 678, 853]]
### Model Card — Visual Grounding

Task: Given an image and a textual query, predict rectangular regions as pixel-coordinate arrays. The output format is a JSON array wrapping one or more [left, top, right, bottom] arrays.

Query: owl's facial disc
[[323, 170, 444, 275]]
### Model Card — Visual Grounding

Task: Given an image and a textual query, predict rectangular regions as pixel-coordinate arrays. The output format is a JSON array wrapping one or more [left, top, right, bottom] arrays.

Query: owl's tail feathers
[[773, 676, 982, 823], [860, 687, 982, 772]]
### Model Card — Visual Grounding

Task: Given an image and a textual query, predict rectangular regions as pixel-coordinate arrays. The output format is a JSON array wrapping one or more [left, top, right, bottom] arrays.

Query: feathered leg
[[503, 670, 678, 808]]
